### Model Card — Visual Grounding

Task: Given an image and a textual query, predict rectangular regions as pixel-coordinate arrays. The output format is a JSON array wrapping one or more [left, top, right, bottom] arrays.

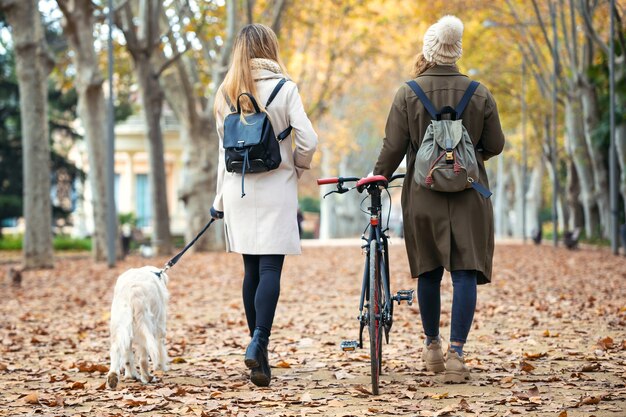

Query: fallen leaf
[[69, 381, 86, 390], [123, 399, 148, 407], [300, 392, 313, 403], [596, 336, 614, 350], [275, 360, 291, 368], [577, 396, 601, 406], [431, 392, 449, 400], [558, 411, 567, 417], [520, 361, 535, 373], [581, 362, 601, 372], [75, 362, 109, 373], [22, 393, 39, 404], [334, 370, 355, 380], [172, 357, 187, 364], [354, 385, 372, 395], [523, 352, 547, 359]]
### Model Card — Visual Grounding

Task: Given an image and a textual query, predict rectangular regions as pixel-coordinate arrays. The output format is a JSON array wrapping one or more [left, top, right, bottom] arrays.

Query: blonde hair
[[412, 52, 436, 77], [215, 24, 289, 115]]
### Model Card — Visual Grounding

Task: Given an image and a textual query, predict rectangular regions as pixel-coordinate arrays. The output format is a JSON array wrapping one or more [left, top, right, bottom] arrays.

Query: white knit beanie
[[422, 15, 464, 65]]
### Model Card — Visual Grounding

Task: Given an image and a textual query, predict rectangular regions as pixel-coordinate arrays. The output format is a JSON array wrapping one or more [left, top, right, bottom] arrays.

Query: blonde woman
[[211, 24, 317, 387]]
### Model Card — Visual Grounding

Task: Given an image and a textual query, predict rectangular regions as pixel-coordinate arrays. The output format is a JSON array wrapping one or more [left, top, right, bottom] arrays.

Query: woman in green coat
[[373, 15, 505, 383]]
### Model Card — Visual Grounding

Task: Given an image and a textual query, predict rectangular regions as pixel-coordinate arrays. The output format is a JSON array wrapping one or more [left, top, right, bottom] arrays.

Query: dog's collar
[[152, 271, 163, 280]]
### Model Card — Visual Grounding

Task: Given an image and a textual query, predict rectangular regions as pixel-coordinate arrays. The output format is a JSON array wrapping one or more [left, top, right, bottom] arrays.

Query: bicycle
[[317, 173, 413, 395]]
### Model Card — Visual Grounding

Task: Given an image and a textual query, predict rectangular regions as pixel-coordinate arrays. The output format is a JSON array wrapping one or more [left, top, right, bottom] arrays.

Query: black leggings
[[242, 254, 285, 337]]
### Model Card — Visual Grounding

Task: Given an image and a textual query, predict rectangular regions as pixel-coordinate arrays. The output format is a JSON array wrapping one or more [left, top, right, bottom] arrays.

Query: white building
[[69, 109, 187, 238]]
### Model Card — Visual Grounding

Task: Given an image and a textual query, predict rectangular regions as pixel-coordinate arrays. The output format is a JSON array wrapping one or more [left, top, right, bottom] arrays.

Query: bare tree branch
[[246, 0, 254, 24], [559, 0, 575, 73], [531, 0, 555, 54], [613, 3, 626, 60], [219, 0, 237, 70], [270, 0, 288, 36], [577, 0, 610, 55], [155, 46, 189, 78], [568, 0, 580, 74], [505, 0, 552, 78]]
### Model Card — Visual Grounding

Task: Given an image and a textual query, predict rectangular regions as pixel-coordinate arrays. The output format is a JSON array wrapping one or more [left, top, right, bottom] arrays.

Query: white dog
[[106, 266, 169, 389]]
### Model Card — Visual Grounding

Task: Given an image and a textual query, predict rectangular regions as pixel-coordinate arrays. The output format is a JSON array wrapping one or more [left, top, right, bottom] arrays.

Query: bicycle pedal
[[394, 289, 415, 305], [340, 340, 359, 352]]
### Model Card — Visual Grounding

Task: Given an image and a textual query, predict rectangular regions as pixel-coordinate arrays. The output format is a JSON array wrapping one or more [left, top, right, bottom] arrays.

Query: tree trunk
[[319, 146, 335, 239], [580, 82, 611, 237], [136, 58, 172, 255], [177, 117, 222, 251], [2, 0, 54, 268], [617, 123, 626, 222], [525, 160, 544, 238], [57, 0, 114, 262], [494, 154, 509, 238], [564, 96, 600, 237], [565, 156, 584, 232], [615, 63, 626, 223], [510, 159, 524, 238]]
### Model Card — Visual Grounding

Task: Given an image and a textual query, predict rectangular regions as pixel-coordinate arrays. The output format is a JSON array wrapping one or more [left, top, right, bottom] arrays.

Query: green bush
[[0, 234, 22, 250], [53, 236, 92, 251], [299, 196, 320, 213], [0, 235, 92, 251]]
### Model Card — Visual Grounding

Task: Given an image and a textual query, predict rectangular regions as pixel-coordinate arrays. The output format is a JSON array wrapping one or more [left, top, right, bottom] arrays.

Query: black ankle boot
[[245, 328, 270, 387]]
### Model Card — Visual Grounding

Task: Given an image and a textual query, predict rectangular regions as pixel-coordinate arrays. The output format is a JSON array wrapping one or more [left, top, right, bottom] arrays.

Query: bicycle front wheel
[[368, 240, 383, 395]]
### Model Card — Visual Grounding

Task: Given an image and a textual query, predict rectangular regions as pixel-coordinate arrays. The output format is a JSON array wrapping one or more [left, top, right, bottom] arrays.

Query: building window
[[136, 174, 151, 228]]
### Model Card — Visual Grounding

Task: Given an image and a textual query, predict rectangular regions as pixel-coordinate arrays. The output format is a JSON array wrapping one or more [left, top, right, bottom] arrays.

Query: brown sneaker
[[421, 339, 445, 373], [443, 350, 470, 383]]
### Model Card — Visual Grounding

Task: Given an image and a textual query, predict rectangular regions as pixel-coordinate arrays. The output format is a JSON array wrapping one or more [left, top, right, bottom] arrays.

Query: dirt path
[[1, 243, 625, 416]]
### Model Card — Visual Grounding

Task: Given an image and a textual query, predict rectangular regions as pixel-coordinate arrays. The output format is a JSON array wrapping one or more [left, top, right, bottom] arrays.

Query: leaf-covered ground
[[1, 241, 625, 416]]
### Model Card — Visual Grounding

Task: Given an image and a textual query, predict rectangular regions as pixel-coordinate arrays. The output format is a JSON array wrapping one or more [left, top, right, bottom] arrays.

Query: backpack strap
[[277, 126, 292, 142], [455, 81, 480, 118], [266, 78, 288, 107], [406, 80, 437, 119], [267, 78, 292, 142], [223, 92, 236, 113]]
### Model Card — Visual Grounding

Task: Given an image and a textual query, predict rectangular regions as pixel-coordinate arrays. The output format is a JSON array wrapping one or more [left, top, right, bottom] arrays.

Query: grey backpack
[[406, 80, 491, 198]]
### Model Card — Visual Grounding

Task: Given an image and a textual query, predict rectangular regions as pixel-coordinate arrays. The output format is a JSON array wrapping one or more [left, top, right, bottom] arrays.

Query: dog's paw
[[140, 373, 153, 384], [106, 372, 119, 390], [161, 363, 170, 372]]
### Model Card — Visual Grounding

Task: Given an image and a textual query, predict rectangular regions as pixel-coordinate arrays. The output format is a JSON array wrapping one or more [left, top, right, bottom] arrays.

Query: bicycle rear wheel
[[368, 240, 383, 395]]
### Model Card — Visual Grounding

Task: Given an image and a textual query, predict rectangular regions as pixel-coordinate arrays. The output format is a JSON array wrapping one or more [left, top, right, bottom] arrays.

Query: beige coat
[[374, 65, 505, 284], [213, 69, 318, 255]]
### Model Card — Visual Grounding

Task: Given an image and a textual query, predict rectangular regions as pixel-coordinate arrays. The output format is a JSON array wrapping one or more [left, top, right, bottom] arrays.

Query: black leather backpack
[[223, 78, 292, 197]]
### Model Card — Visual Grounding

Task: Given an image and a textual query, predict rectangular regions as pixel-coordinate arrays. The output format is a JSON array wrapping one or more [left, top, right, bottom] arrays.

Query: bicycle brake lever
[[323, 185, 352, 198]]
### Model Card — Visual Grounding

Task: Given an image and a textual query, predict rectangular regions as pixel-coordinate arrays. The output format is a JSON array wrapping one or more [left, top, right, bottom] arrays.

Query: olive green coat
[[374, 65, 505, 284]]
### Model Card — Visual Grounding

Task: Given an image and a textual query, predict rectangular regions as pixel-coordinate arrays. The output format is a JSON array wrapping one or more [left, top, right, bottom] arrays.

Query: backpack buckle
[[445, 149, 454, 164]]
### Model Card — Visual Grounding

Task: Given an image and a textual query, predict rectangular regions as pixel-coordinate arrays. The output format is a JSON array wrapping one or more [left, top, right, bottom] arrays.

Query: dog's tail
[[132, 295, 162, 370]]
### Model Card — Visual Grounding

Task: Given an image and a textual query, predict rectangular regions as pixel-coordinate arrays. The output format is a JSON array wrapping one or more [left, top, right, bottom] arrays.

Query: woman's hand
[[210, 206, 224, 220]]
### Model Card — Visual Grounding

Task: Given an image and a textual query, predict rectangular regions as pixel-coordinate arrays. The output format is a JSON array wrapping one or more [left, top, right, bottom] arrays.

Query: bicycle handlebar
[[317, 174, 405, 186], [317, 176, 360, 185]]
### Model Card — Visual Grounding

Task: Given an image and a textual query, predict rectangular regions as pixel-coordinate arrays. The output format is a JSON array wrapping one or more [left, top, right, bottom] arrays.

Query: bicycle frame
[[319, 173, 412, 395], [318, 174, 407, 346], [357, 183, 392, 348]]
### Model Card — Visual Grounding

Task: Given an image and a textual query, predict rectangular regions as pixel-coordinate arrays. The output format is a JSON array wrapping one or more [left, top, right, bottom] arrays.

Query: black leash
[[155, 218, 216, 278]]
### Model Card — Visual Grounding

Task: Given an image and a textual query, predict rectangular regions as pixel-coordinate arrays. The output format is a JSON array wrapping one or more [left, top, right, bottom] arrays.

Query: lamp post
[[106, 0, 116, 267], [609, 0, 619, 255], [549, 1, 559, 247], [521, 58, 528, 242]]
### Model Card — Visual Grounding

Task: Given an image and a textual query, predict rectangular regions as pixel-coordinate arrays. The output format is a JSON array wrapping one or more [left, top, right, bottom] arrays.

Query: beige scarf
[[250, 58, 282, 74]]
